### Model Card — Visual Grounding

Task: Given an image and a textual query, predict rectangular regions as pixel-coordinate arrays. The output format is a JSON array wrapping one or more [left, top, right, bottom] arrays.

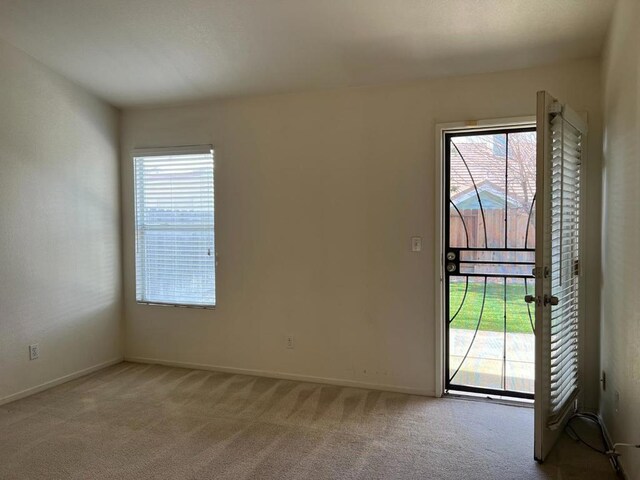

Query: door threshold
[[445, 389, 534, 408]]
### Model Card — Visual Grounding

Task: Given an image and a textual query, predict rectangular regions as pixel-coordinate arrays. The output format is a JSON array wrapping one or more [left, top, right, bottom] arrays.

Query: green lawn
[[449, 280, 535, 334]]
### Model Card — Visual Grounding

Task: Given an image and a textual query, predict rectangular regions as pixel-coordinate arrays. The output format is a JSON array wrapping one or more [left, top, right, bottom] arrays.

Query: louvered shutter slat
[[546, 114, 582, 426]]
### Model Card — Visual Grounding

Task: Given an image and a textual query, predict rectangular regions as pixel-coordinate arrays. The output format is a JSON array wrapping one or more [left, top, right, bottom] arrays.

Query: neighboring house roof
[[452, 180, 521, 210], [449, 135, 536, 210]]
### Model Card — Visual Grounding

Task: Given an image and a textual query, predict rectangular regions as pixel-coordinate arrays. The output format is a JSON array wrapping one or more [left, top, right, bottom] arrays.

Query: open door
[[532, 91, 587, 461]]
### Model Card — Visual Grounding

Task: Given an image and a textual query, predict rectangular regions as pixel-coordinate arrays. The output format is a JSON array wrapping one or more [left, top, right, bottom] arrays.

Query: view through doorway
[[444, 126, 536, 399]]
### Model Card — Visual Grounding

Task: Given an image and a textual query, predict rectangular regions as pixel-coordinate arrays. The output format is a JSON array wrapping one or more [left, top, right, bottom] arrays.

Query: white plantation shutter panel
[[534, 91, 588, 461], [134, 146, 215, 307], [547, 112, 583, 424]]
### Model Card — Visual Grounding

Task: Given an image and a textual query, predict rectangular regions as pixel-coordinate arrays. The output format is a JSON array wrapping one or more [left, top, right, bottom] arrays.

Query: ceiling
[[0, 0, 615, 108]]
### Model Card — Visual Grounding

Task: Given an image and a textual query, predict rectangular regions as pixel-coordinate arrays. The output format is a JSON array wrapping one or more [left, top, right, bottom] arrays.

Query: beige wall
[[0, 40, 122, 403], [122, 58, 603, 403], [601, 0, 640, 476]]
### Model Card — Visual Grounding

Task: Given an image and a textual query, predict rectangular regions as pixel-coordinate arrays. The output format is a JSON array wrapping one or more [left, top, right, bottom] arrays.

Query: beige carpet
[[0, 362, 615, 479]]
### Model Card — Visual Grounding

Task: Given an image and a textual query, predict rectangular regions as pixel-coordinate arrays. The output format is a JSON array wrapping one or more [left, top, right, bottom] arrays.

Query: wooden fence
[[449, 209, 535, 249]]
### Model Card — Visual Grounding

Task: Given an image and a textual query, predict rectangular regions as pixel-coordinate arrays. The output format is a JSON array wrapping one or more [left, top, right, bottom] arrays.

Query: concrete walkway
[[449, 328, 535, 394]]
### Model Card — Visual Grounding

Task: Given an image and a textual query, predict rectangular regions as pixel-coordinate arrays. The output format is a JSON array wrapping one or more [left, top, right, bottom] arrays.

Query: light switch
[[411, 236, 422, 252]]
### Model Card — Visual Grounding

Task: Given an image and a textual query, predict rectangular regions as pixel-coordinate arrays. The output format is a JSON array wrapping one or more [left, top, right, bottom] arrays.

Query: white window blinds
[[548, 112, 583, 424], [133, 146, 215, 307]]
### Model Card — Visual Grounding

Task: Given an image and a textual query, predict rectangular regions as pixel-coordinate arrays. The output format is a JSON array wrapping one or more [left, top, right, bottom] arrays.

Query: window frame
[[132, 144, 216, 309]]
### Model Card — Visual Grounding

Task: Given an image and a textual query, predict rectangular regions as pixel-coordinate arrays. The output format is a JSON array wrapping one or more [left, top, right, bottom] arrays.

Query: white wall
[[0, 40, 122, 403], [601, 0, 640, 476], [122, 58, 603, 403]]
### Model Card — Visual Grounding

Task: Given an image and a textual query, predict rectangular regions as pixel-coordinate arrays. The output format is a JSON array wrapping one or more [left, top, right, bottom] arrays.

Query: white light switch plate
[[411, 237, 422, 252]]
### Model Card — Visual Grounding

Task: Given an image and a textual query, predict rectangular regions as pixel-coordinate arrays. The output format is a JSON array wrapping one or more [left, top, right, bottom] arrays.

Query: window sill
[[136, 301, 216, 310]]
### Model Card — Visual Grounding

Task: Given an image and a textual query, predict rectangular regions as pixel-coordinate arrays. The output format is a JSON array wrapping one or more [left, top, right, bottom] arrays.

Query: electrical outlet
[[286, 335, 294, 349], [29, 344, 39, 360]]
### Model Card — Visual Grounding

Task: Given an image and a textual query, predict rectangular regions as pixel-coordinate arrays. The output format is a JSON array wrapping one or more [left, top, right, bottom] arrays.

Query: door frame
[[434, 115, 536, 398]]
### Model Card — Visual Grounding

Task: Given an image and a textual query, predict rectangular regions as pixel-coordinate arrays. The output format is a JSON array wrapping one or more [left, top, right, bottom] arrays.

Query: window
[[133, 146, 215, 307]]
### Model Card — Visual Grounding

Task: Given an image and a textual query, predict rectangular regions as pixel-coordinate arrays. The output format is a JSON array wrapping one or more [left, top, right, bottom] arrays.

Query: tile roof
[[449, 133, 536, 212]]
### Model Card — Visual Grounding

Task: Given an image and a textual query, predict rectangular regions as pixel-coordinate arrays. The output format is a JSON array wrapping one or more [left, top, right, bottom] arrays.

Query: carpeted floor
[[0, 362, 615, 479]]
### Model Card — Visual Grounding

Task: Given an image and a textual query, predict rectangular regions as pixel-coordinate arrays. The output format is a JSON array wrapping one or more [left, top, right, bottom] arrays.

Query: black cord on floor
[[563, 412, 622, 476], [565, 422, 607, 454]]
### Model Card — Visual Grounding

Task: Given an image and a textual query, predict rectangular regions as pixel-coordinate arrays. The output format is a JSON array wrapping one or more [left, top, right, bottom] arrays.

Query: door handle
[[525, 294, 559, 306], [544, 295, 559, 306]]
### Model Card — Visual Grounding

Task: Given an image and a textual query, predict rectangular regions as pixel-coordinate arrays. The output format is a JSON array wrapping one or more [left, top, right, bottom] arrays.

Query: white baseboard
[[0, 357, 123, 406], [125, 356, 434, 397]]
